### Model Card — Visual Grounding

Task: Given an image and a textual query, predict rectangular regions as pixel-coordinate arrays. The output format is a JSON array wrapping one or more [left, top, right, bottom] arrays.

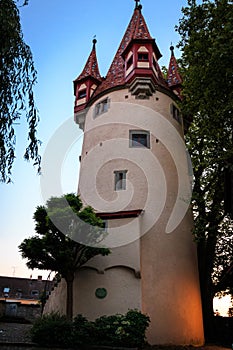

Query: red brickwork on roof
[[73, 6, 181, 103], [167, 52, 182, 87], [75, 43, 102, 82], [167, 48, 182, 99], [94, 7, 153, 95]]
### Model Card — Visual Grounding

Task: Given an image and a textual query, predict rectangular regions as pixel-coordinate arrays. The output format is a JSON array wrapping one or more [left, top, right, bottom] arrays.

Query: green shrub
[[30, 309, 150, 348], [87, 309, 150, 348], [30, 312, 73, 348], [72, 314, 95, 346], [121, 309, 151, 347], [93, 313, 124, 346]]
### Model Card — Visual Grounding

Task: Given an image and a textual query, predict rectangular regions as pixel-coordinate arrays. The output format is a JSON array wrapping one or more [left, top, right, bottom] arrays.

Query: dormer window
[[3, 287, 10, 298], [78, 89, 87, 99], [31, 290, 39, 298], [138, 53, 149, 61]]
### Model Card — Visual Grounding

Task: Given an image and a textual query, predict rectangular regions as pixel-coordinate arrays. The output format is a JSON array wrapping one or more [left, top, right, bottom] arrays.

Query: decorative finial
[[92, 35, 97, 49], [170, 43, 174, 57], [134, 0, 140, 9]]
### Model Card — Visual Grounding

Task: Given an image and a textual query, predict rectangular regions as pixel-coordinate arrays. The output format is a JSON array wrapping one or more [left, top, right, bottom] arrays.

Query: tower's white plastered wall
[[76, 87, 204, 345]]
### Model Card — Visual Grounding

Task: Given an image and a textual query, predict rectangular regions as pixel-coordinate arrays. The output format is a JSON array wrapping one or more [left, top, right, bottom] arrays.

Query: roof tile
[[167, 46, 182, 87], [75, 40, 102, 82], [94, 6, 153, 95]]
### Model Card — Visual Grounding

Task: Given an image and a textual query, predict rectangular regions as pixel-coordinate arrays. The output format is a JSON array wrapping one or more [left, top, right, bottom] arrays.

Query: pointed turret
[[74, 39, 102, 113], [94, 1, 167, 98], [167, 45, 182, 99]]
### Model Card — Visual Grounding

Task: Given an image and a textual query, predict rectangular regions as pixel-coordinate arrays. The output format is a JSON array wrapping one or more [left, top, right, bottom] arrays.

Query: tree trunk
[[197, 238, 216, 343], [65, 273, 74, 320], [200, 275, 215, 343]]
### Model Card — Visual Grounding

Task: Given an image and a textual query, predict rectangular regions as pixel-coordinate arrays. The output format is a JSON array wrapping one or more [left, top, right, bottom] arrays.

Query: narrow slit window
[[103, 220, 108, 232], [153, 57, 157, 70], [126, 56, 133, 70], [114, 170, 127, 191], [170, 103, 182, 124]]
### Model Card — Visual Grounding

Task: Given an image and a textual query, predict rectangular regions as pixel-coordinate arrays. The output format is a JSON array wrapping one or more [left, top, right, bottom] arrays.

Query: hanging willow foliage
[[0, 0, 41, 183]]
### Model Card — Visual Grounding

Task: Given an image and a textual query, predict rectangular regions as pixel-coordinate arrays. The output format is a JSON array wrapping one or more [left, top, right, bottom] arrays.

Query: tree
[[227, 307, 233, 317], [0, 0, 40, 183], [177, 0, 233, 341], [19, 193, 110, 319]]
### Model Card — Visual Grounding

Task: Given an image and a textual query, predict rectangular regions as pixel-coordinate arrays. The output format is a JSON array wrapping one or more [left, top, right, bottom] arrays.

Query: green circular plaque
[[95, 288, 107, 299]]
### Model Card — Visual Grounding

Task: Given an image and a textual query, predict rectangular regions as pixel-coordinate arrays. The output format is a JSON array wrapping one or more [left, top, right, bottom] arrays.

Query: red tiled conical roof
[[75, 39, 102, 82], [94, 5, 153, 95], [167, 45, 182, 99], [167, 45, 182, 87]]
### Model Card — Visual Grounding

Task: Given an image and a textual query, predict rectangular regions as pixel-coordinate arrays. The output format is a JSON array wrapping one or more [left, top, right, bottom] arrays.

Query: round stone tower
[[73, 1, 204, 345]]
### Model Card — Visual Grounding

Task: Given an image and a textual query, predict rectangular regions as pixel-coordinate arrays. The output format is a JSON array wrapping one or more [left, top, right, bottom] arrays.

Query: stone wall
[[43, 279, 66, 315], [0, 301, 41, 322]]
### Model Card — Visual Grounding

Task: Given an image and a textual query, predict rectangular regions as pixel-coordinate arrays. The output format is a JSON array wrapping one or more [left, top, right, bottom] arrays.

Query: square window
[[129, 130, 150, 148], [138, 53, 149, 61], [94, 98, 110, 118], [78, 89, 87, 99], [114, 170, 127, 191]]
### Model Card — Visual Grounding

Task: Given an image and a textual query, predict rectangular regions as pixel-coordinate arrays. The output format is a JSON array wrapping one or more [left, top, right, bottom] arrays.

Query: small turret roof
[[167, 45, 182, 99], [94, 3, 154, 95], [73, 2, 182, 104], [167, 45, 182, 88], [74, 39, 102, 82]]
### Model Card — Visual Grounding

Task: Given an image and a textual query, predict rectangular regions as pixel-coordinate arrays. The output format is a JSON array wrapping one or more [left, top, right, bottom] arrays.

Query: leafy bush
[[75, 309, 150, 348], [121, 309, 151, 347], [72, 314, 95, 346], [93, 313, 124, 346], [30, 312, 73, 348], [31, 309, 150, 348]]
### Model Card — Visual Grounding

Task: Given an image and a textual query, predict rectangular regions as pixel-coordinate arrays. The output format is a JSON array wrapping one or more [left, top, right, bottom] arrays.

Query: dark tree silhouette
[[19, 193, 110, 319], [0, 0, 40, 182]]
